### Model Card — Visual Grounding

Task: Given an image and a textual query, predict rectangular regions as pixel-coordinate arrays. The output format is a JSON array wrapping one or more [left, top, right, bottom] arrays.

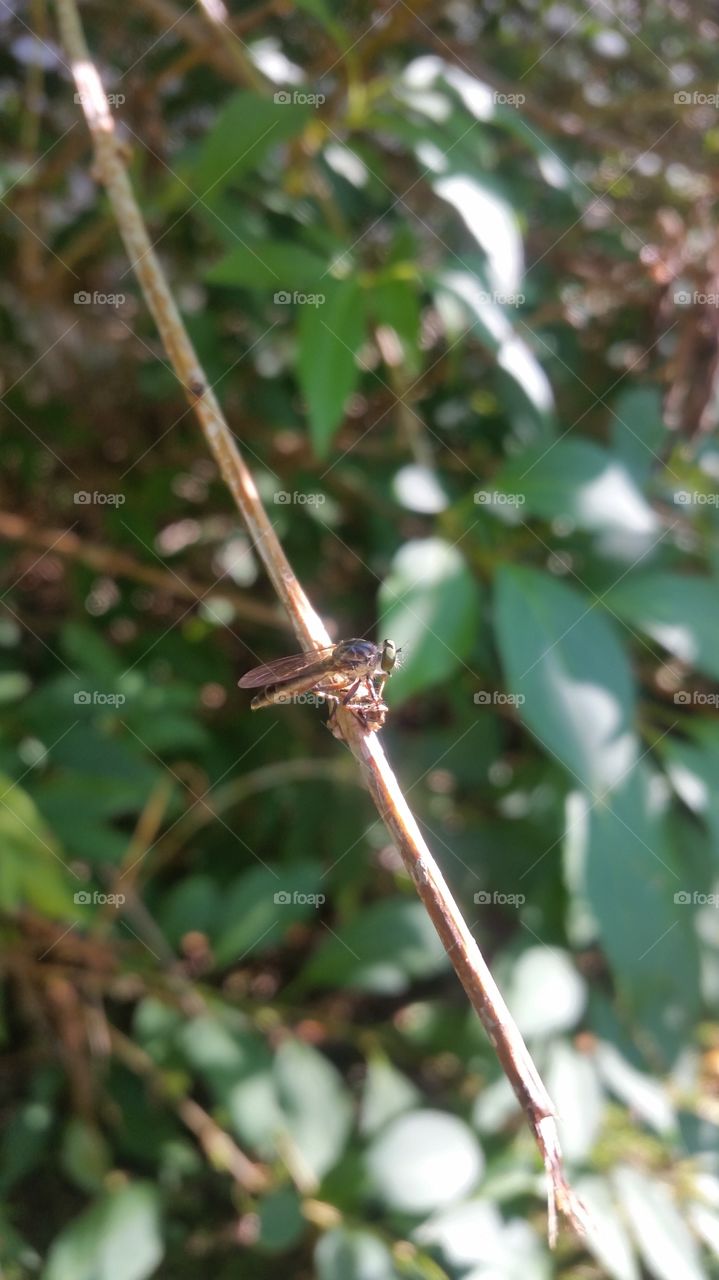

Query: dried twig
[[55, 0, 587, 1242], [110, 1026, 269, 1191], [0, 512, 284, 630]]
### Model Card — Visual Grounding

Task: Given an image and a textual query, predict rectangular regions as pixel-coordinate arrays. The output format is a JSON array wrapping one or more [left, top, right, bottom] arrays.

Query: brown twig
[[0, 512, 284, 630], [55, 0, 588, 1243], [110, 1026, 269, 1192]]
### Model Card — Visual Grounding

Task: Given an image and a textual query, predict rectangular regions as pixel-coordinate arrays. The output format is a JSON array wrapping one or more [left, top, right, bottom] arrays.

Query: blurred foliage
[[2, 0, 719, 1277]]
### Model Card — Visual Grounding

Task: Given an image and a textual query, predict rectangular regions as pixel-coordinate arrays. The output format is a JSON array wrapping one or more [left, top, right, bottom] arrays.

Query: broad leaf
[[378, 538, 483, 703], [45, 1184, 162, 1280], [613, 1166, 708, 1280], [365, 1110, 483, 1213], [604, 572, 719, 682], [566, 767, 700, 1061], [302, 897, 449, 994], [297, 276, 366, 455], [274, 1040, 352, 1181], [315, 1229, 397, 1280], [494, 566, 638, 794], [492, 439, 658, 536], [187, 91, 310, 196], [206, 240, 328, 289]]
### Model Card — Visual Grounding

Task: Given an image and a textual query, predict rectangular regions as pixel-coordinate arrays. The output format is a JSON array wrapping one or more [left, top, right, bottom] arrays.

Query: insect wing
[[238, 645, 337, 689]]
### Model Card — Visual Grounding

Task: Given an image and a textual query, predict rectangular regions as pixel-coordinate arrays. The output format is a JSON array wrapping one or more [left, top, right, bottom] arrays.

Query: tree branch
[[55, 0, 587, 1242]]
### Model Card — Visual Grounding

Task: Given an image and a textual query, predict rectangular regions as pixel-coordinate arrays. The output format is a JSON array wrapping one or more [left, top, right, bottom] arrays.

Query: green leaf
[[0, 671, 31, 703], [378, 538, 482, 703], [257, 1187, 305, 1254], [610, 386, 667, 485], [492, 439, 658, 536], [61, 623, 123, 680], [433, 173, 523, 298], [435, 270, 554, 428], [365, 1110, 483, 1213], [494, 566, 638, 793], [505, 948, 587, 1039], [297, 276, 366, 455], [544, 1041, 604, 1163], [61, 1119, 112, 1193], [576, 1176, 640, 1280], [315, 1228, 397, 1280], [206, 240, 328, 289], [178, 1015, 284, 1157], [392, 463, 449, 514], [45, 1183, 163, 1280], [360, 1057, 421, 1136], [370, 277, 421, 374], [613, 1166, 708, 1280], [158, 874, 221, 947], [415, 1199, 549, 1277], [301, 898, 449, 994], [0, 1098, 54, 1194], [566, 767, 701, 1061], [274, 1040, 352, 1181], [594, 1042, 675, 1135], [0, 774, 75, 916], [661, 722, 719, 859], [212, 861, 324, 967], [604, 572, 719, 682], [187, 91, 310, 196]]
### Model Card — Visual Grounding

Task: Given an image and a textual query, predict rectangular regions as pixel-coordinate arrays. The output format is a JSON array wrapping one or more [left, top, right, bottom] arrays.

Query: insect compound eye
[[381, 639, 397, 674]]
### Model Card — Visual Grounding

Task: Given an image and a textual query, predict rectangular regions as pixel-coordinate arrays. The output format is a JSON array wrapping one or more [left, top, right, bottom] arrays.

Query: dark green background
[[2, 1, 719, 1277]]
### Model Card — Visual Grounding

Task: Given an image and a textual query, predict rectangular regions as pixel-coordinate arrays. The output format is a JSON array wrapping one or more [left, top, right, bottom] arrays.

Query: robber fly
[[239, 637, 398, 729]]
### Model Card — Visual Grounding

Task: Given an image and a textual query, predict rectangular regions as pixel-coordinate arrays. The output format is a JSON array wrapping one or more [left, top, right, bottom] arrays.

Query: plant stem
[[55, 0, 588, 1241]]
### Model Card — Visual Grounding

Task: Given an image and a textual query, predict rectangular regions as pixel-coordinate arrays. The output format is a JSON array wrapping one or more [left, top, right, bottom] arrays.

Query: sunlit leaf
[[378, 538, 483, 703], [493, 439, 658, 538], [45, 1184, 163, 1280], [302, 898, 449, 993], [274, 1040, 352, 1181], [566, 768, 701, 1060], [604, 572, 719, 682], [613, 1166, 708, 1280], [494, 566, 638, 793], [315, 1229, 397, 1280], [365, 1110, 483, 1213]]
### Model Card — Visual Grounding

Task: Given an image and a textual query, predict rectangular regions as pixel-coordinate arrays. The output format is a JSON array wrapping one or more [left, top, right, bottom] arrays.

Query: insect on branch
[[56, 0, 588, 1244]]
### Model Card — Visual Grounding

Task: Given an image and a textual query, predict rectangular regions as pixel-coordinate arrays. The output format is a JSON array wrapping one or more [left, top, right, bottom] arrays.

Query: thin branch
[[110, 1026, 269, 1192], [0, 512, 284, 630], [55, 0, 588, 1242]]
